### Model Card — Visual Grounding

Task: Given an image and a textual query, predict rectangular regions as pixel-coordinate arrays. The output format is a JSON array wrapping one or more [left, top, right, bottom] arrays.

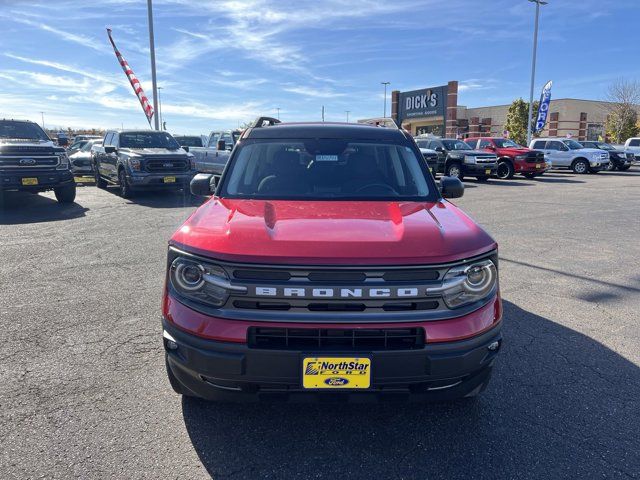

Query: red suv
[[466, 137, 547, 179], [162, 118, 503, 402]]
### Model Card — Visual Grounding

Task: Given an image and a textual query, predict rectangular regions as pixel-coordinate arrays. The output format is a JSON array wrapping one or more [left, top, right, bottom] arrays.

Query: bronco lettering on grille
[[255, 287, 420, 298]]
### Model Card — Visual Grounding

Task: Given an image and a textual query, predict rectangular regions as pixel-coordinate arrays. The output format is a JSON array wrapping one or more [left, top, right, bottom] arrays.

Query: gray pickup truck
[[189, 130, 241, 174]]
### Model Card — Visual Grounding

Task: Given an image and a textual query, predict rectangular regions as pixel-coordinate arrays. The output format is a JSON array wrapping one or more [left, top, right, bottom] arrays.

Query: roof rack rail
[[251, 116, 281, 128]]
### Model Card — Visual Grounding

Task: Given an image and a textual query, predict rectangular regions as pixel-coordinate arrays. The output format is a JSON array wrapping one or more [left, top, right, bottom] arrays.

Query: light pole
[[381, 82, 390, 118], [526, 0, 547, 145], [345, 110, 350, 123], [276, 107, 280, 120], [157, 86, 164, 129], [40, 111, 45, 130], [147, 0, 160, 130]]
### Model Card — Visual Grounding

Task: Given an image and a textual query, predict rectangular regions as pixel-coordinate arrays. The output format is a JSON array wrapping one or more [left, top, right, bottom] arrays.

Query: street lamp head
[[528, 0, 548, 4]]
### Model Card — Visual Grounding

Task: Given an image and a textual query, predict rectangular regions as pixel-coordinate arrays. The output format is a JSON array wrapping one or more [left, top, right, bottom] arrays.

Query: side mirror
[[182, 146, 190, 152], [440, 176, 464, 199], [485, 144, 496, 150], [217, 140, 226, 151], [104, 146, 117, 154], [190, 173, 217, 196]]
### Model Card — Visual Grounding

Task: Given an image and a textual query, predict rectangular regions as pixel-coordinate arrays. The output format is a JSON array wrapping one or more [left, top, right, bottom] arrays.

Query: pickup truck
[[162, 118, 503, 402], [93, 130, 196, 198], [529, 138, 609, 173], [466, 137, 548, 179], [189, 130, 241, 174], [623, 137, 640, 162], [416, 137, 497, 181], [0, 119, 76, 203]]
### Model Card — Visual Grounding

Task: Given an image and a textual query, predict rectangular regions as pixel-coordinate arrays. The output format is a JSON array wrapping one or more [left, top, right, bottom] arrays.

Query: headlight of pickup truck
[[128, 157, 142, 171], [515, 155, 526, 161], [463, 155, 477, 164], [439, 259, 497, 308], [56, 153, 69, 170], [170, 256, 246, 307]]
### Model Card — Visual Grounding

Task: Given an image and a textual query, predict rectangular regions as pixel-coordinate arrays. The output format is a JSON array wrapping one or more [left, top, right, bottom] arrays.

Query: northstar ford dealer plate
[[21, 177, 38, 186], [302, 357, 371, 389], [163, 176, 176, 183]]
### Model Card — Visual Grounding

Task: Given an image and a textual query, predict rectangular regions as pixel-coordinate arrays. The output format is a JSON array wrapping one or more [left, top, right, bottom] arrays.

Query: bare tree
[[604, 78, 640, 143]]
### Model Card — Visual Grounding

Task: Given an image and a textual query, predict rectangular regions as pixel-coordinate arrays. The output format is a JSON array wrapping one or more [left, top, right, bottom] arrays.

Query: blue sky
[[0, 0, 639, 134]]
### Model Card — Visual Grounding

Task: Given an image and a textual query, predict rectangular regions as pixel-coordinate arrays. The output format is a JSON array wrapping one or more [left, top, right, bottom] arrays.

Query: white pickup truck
[[623, 137, 640, 163], [189, 130, 240, 174]]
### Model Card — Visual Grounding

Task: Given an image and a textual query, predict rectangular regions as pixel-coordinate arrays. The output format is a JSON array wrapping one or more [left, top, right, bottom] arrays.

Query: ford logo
[[163, 162, 173, 167], [324, 377, 349, 386], [19, 158, 37, 165]]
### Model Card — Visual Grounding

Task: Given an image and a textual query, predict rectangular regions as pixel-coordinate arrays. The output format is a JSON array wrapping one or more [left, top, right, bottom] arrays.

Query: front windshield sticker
[[316, 154, 339, 162]]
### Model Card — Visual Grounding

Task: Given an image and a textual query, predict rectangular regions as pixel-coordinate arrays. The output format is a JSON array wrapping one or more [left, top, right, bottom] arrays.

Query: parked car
[[466, 137, 548, 179], [189, 129, 241, 174], [414, 138, 441, 176], [173, 135, 205, 149], [0, 119, 76, 203], [580, 141, 632, 171], [529, 138, 609, 173], [68, 139, 102, 175], [417, 138, 497, 181], [68, 135, 102, 156], [163, 118, 502, 402], [623, 137, 640, 162], [93, 130, 195, 198]]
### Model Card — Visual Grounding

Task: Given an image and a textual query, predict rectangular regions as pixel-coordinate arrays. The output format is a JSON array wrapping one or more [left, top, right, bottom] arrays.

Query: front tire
[[54, 184, 76, 203], [445, 162, 463, 180], [572, 159, 589, 174], [94, 166, 107, 189], [618, 164, 631, 171], [118, 168, 133, 198], [496, 160, 514, 179]]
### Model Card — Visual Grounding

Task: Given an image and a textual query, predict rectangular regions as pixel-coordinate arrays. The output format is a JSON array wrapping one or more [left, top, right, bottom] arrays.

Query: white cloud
[[282, 85, 347, 99]]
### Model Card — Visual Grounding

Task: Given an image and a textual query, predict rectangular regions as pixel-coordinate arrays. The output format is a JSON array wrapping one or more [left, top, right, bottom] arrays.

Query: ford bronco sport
[[0, 119, 76, 203], [162, 118, 503, 402]]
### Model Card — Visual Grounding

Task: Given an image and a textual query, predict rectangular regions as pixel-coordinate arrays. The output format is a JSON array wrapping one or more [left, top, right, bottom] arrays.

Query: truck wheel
[[572, 159, 589, 174], [496, 160, 514, 179], [118, 169, 133, 198], [94, 168, 107, 189], [445, 163, 463, 180], [54, 184, 76, 204], [475, 176, 489, 182], [618, 164, 631, 171]]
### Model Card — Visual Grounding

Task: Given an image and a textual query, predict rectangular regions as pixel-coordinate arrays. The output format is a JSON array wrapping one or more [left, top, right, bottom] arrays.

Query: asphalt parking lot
[[1, 169, 639, 479]]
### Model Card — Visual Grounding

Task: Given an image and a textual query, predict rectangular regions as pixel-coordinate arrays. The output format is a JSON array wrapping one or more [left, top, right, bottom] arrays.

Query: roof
[[244, 122, 408, 141]]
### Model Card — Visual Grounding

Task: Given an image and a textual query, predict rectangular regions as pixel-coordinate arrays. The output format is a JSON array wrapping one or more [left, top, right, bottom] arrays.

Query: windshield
[[176, 136, 202, 147], [564, 140, 584, 150], [594, 142, 614, 150], [0, 120, 49, 141], [119, 131, 180, 149], [494, 139, 523, 148], [220, 139, 434, 201], [442, 139, 472, 150], [81, 140, 101, 152]]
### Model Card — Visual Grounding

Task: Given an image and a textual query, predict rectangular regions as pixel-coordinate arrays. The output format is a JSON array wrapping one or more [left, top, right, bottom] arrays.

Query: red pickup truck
[[466, 137, 547, 179], [162, 118, 503, 402]]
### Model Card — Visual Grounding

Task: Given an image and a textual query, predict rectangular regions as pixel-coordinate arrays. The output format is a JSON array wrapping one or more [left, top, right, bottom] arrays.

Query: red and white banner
[[106, 28, 154, 124]]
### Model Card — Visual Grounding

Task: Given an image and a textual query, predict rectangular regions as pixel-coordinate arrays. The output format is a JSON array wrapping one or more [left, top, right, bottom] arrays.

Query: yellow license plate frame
[[302, 357, 371, 389], [21, 177, 38, 186], [485, 169, 491, 175], [535, 163, 541, 168], [163, 176, 176, 183]]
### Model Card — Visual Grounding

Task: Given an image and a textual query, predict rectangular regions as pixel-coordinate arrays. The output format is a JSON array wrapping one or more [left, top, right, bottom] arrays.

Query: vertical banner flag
[[106, 28, 155, 124], [534, 80, 553, 133]]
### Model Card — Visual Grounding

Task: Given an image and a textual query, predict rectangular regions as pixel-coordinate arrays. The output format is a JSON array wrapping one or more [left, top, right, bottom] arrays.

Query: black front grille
[[525, 152, 545, 163], [145, 157, 189, 172], [231, 267, 440, 283], [0, 146, 57, 155], [248, 327, 425, 350], [0, 156, 59, 168]]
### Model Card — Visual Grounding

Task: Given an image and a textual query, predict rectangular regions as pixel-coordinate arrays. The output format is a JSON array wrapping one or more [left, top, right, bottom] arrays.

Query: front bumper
[[0, 169, 74, 191], [162, 296, 503, 402], [515, 160, 547, 173], [462, 163, 496, 176], [127, 171, 195, 189], [589, 161, 608, 171]]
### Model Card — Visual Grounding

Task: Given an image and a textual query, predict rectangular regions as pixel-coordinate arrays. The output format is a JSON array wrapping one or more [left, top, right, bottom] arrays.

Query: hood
[[0, 138, 55, 148], [495, 147, 532, 155], [121, 147, 187, 156], [450, 149, 495, 157], [171, 199, 496, 265], [577, 148, 609, 155], [70, 151, 91, 159]]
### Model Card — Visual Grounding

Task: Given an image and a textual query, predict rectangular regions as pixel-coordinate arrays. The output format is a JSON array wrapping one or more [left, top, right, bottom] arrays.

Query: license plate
[[302, 357, 371, 389], [163, 176, 176, 183], [21, 177, 38, 186], [485, 169, 491, 175], [535, 163, 541, 168]]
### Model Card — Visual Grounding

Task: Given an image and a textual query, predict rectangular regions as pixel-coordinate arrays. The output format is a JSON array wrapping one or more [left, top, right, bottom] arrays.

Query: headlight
[[463, 155, 477, 164], [128, 157, 141, 171], [169, 255, 246, 307], [437, 259, 498, 309], [56, 153, 69, 170], [515, 155, 526, 161]]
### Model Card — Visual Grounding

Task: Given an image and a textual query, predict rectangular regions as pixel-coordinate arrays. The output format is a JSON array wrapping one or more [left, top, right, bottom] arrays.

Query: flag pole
[[147, 0, 160, 130]]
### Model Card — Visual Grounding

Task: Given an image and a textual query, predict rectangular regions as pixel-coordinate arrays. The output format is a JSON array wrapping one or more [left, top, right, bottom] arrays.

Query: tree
[[503, 98, 539, 146], [604, 78, 640, 143]]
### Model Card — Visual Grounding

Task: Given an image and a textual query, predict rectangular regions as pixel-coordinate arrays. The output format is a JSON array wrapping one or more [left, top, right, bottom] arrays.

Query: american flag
[[106, 28, 155, 124]]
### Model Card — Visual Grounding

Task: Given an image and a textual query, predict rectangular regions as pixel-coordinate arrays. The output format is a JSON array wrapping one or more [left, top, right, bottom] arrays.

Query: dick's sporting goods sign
[[398, 86, 447, 122]]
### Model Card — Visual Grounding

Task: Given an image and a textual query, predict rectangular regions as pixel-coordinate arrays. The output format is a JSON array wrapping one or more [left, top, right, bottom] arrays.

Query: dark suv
[[93, 130, 196, 198], [0, 119, 76, 203], [419, 138, 497, 181], [580, 141, 632, 171]]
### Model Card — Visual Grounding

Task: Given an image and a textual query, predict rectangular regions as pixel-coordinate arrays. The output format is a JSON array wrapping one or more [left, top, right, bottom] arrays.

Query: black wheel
[[118, 168, 133, 198], [445, 162, 463, 180], [94, 166, 107, 189], [618, 164, 631, 171], [496, 160, 514, 179], [572, 159, 589, 174], [54, 184, 76, 203], [605, 161, 615, 171], [475, 176, 489, 182]]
